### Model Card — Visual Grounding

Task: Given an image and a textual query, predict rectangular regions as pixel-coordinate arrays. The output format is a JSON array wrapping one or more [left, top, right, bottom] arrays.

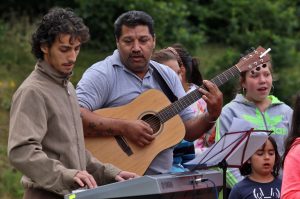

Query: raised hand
[[199, 80, 223, 122]]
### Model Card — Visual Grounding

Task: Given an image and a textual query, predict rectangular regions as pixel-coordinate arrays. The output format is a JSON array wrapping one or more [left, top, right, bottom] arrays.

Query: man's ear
[[40, 43, 48, 54], [153, 35, 156, 50], [115, 37, 120, 49]]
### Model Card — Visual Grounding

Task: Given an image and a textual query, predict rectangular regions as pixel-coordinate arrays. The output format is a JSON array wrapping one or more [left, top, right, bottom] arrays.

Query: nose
[[258, 75, 267, 84], [68, 50, 78, 62], [132, 40, 141, 52], [263, 153, 270, 159]]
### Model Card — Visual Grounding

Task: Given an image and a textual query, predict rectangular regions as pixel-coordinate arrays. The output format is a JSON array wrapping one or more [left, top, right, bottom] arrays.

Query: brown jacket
[[8, 60, 121, 196]]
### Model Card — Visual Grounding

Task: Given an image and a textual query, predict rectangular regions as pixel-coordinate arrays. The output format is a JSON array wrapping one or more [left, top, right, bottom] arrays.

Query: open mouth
[[263, 163, 271, 168], [257, 87, 268, 92]]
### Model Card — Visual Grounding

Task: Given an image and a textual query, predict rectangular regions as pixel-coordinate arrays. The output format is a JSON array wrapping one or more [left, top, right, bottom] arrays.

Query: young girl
[[216, 61, 293, 188], [170, 43, 216, 154], [281, 94, 300, 198], [152, 47, 196, 172], [229, 136, 281, 199], [152, 45, 213, 172]]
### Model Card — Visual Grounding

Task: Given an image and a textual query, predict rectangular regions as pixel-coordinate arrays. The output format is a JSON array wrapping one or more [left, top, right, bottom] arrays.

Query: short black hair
[[31, 7, 90, 59], [114, 10, 154, 40], [239, 136, 281, 177]]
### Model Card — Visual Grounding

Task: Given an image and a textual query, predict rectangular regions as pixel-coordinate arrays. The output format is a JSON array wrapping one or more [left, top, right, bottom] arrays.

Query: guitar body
[[85, 89, 185, 175]]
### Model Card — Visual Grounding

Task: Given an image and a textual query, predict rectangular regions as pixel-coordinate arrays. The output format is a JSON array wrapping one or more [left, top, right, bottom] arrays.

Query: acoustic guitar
[[85, 46, 271, 175]]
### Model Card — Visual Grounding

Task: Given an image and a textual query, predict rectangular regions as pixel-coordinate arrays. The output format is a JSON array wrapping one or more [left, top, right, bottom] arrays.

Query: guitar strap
[[151, 64, 178, 103]]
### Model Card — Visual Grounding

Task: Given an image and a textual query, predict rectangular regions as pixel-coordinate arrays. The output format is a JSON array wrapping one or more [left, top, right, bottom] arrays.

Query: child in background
[[152, 48, 195, 172], [170, 44, 216, 154], [152, 44, 215, 172], [216, 61, 292, 188], [229, 136, 281, 199]]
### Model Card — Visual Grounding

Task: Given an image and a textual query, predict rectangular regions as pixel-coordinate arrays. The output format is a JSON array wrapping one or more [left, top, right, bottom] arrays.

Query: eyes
[[256, 150, 275, 156], [59, 45, 81, 53], [122, 36, 151, 45]]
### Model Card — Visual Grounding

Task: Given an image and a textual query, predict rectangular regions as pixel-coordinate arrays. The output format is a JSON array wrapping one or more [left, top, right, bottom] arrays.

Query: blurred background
[[1, 1, 299, 198]]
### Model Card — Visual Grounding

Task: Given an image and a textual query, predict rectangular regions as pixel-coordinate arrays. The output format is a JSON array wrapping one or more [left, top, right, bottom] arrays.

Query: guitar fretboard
[[157, 65, 241, 123]]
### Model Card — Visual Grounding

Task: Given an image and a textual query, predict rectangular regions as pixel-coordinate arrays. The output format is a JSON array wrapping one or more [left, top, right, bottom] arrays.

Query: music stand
[[185, 128, 272, 199]]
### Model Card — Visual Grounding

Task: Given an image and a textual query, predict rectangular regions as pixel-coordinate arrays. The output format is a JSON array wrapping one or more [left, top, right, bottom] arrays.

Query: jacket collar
[[35, 59, 73, 87], [235, 94, 283, 106]]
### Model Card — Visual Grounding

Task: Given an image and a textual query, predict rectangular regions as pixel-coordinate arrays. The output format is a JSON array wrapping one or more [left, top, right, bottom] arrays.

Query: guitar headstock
[[236, 46, 271, 73]]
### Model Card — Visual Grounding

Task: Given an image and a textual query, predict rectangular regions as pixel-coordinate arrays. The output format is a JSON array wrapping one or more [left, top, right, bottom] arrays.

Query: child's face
[[242, 63, 273, 103], [250, 139, 275, 176]]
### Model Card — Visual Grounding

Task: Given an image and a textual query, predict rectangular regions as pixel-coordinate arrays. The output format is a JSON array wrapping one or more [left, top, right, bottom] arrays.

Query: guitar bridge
[[114, 135, 133, 156]]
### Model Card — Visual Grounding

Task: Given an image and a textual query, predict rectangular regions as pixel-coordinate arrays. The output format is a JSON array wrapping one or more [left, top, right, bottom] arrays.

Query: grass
[[0, 109, 23, 199]]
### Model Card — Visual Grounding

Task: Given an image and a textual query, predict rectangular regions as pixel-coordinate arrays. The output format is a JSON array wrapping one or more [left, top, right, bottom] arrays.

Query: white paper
[[185, 119, 269, 169]]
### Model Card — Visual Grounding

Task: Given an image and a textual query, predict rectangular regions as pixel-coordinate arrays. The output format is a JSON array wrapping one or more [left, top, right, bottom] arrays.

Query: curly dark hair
[[114, 10, 155, 40], [239, 136, 281, 177], [31, 7, 90, 59]]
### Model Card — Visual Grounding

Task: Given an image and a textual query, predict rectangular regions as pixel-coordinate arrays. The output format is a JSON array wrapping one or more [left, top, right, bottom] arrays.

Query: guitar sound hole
[[141, 114, 161, 135]]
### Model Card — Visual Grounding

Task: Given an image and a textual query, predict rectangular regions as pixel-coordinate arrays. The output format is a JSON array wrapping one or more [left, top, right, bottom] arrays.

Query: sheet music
[[185, 118, 269, 169]]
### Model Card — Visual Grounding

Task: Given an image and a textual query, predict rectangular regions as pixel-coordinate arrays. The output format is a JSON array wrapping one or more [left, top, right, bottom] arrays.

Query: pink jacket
[[281, 138, 300, 198]]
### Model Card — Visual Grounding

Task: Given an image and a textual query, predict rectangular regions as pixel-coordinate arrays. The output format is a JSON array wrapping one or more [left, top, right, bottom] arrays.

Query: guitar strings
[[142, 54, 266, 132]]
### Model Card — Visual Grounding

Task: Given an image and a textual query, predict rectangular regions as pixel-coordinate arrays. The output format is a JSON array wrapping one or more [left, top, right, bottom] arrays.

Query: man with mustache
[[76, 10, 223, 175], [8, 8, 138, 199]]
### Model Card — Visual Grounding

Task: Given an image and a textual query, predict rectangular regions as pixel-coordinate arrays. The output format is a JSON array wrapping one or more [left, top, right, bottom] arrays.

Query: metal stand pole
[[219, 160, 228, 199]]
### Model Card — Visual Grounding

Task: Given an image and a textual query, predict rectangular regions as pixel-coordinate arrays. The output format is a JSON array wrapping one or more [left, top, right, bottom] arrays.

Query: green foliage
[[0, 18, 35, 111], [274, 65, 300, 105], [0, 0, 77, 20], [192, 0, 299, 71], [75, 0, 205, 50], [205, 47, 241, 104]]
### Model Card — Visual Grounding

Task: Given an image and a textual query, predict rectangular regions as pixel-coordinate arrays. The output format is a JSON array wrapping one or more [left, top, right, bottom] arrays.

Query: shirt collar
[[111, 49, 153, 78]]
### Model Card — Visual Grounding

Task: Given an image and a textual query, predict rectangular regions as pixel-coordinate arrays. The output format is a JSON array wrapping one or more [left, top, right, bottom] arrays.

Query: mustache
[[129, 52, 144, 57]]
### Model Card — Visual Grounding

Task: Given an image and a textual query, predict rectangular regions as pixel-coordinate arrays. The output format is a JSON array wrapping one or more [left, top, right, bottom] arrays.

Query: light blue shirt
[[76, 50, 195, 174]]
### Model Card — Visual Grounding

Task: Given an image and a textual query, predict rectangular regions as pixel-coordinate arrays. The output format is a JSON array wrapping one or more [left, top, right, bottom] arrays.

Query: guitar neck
[[157, 65, 241, 122]]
